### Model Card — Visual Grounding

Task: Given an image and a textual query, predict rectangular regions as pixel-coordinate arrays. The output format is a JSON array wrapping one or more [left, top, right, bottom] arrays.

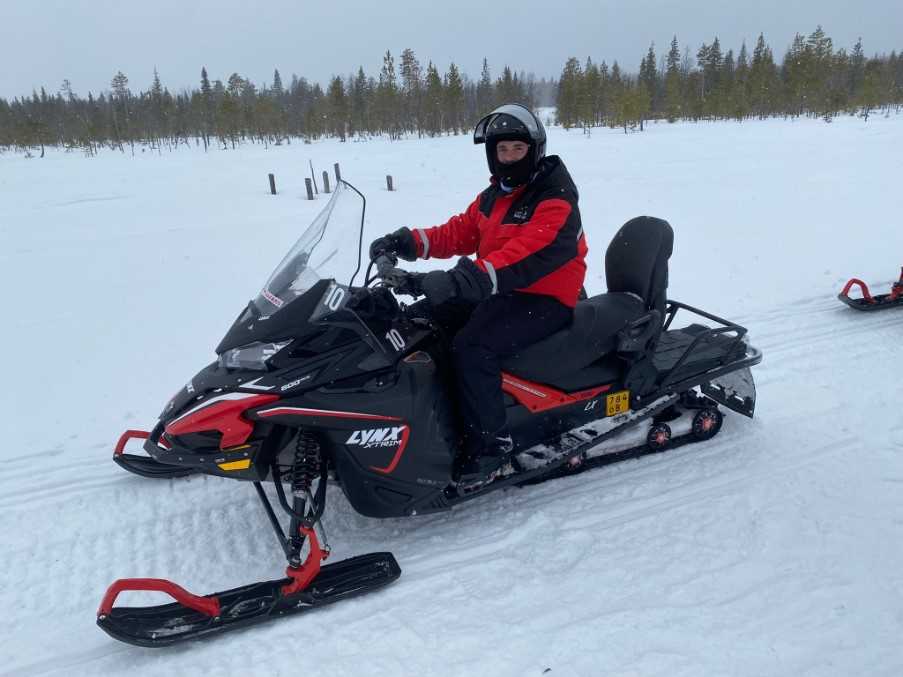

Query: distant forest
[[1, 26, 900, 156]]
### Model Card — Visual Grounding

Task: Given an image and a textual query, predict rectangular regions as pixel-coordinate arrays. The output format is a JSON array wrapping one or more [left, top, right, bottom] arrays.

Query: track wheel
[[647, 423, 672, 451], [564, 452, 586, 473], [692, 408, 723, 440]]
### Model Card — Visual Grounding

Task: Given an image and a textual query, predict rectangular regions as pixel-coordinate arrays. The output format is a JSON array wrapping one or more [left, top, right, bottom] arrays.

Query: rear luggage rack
[[653, 301, 761, 393]]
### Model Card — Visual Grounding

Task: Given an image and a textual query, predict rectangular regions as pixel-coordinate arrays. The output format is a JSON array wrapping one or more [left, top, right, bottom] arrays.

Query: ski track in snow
[[3, 115, 903, 677]]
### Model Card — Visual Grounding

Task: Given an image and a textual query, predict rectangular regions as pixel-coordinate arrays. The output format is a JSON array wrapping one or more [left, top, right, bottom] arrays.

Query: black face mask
[[494, 153, 533, 187]]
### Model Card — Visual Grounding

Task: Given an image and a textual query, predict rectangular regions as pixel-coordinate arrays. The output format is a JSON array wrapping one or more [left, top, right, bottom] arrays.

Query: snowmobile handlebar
[[372, 254, 425, 297]]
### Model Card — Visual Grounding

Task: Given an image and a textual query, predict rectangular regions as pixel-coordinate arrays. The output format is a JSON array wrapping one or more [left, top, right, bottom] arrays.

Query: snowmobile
[[838, 268, 903, 310], [99, 181, 762, 647]]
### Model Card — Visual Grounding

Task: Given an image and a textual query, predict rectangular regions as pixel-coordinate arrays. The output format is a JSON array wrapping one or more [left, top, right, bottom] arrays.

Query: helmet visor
[[473, 104, 542, 144]]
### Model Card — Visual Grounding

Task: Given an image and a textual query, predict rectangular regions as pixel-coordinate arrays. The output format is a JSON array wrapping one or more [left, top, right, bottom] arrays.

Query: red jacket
[[413, 156, 587, 307]]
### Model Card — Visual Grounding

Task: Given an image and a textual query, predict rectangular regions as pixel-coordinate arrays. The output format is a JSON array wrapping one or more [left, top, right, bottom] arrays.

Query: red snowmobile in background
[[838, 268, 903, 310]]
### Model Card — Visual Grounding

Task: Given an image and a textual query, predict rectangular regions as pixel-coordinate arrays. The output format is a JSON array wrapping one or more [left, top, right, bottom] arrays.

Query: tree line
[[0, 50, 553, 156], [556, 27, 903, 132], [1, 28, 901, 156]]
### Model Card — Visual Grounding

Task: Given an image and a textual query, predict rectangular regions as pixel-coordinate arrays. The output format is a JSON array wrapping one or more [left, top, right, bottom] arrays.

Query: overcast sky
[[2, 0, 900, 99]]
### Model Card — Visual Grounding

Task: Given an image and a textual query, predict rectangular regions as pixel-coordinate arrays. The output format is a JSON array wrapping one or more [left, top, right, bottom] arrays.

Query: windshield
[[252, 181, 364, 317]]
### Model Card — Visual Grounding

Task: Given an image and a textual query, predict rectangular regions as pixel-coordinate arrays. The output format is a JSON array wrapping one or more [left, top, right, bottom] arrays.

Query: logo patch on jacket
[[511, 206, 530, 222]]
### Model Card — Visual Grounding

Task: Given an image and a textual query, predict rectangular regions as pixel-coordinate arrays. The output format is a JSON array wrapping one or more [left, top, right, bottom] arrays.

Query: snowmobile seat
[[502, 216, 674, 391]]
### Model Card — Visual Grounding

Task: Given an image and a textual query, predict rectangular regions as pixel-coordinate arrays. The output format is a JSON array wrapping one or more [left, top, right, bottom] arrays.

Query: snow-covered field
[[2, 114, 902, 676]]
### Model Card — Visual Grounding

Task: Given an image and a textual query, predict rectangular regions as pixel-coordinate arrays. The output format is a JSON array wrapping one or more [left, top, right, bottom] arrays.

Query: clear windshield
[[252, 181, 363, 316]]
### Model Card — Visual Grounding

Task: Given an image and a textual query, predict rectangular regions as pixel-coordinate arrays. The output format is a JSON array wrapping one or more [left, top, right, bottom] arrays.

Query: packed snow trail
[[2, 114, 902, 676]]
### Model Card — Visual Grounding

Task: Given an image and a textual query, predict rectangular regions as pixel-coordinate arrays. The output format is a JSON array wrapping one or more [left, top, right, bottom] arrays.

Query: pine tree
[[150, 67, 165, 142], [556, 57, 582, 128], [200, 68, 213, 148], [849, 38, 865, 98], [476, 58, 493, 113], [808, 25, 835, 116], [783, 33, 809, 116], [639, 43, 658, 112], [444, 62, 464, 134], [377, 50, 399, 138], [718, 49, 735, 118], [749, 33, 777, 118], [327, 76, 348, 140], [580, 57, 600, 130], [349, 66, 369, 137], [607, 61, 624, 128], [858, 58, 883, 120], [496, 65, 517, 104], [664, 36, 682, 122], [423, 61, 443, 135], [399, 48, 423, 135], [733, 42, 750, 119], [110, 70, 130, 150], [596, 61, 610, 124]]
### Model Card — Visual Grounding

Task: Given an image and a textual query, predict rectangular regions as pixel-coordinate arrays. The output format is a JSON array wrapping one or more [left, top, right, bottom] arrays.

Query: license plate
[[605, 390, 630, 416]]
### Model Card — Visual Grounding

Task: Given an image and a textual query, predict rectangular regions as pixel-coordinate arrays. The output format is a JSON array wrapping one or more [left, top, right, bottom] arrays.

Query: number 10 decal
[[325, 285, 345, 311], [385, 329, 405, 351]]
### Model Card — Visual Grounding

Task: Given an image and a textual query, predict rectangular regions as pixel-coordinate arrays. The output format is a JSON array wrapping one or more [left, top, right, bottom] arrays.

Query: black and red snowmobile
[[99, 181, 762, 646], [838, 268, 903, 310]]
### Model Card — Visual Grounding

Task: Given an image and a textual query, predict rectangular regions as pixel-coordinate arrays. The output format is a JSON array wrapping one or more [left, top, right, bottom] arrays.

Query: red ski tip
[[98, 578, 221, 618], [839, 278, 875, 303], [114, 430, 150, 456]]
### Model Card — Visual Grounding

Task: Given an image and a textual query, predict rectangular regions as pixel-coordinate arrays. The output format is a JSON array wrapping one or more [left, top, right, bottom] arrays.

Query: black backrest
[[605, 216, 674, 314]]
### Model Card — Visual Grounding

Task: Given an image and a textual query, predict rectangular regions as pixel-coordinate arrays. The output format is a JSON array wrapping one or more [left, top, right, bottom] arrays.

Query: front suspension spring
[[291, 431, 320, 497]]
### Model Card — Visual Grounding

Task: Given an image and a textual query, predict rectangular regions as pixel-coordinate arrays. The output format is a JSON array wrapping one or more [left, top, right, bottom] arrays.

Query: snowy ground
[[2, 114, 902, 676]]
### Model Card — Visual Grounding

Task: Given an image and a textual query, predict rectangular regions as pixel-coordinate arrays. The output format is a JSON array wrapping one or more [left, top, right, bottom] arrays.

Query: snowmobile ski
[[838, 268, 903, 311], [97, 551, 401, 647]]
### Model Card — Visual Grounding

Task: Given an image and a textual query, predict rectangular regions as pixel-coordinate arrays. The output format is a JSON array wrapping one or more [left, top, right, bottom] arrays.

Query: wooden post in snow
[[305, 178, 314, 200], [268, 173, 276, 195], [309, 160, 318, 194], [322, 171, 331, 193], [386, 175, 394, 191], [334, 163, 342, 182]]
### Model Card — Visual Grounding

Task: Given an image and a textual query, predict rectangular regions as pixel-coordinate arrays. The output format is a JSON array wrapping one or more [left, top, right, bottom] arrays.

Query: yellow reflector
[[218, 459, 251, 471]]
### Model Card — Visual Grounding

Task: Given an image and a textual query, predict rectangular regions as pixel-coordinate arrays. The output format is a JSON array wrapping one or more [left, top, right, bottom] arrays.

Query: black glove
[[382, 269, 425, 297], [369, 227, 418, 262], [397, 272, 425, 297], [421, 257, 493, 306]]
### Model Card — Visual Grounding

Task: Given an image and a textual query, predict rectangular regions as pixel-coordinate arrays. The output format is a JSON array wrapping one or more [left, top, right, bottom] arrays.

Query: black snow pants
[[421, 292, 573, 452]]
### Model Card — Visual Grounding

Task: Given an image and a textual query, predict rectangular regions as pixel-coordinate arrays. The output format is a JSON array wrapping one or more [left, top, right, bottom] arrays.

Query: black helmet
[[473, 103, 547, 182]]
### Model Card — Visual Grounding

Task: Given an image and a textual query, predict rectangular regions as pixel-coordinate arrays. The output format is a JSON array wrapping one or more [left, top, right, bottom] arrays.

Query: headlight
[[219, 340, 291, 371]]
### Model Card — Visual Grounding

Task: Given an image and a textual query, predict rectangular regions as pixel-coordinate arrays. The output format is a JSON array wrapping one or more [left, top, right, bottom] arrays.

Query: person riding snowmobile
[[369, 103, 588, 483]]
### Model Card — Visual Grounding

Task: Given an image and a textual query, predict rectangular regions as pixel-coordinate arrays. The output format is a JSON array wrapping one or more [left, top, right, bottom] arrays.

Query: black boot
[[456, 431, 514, 484]]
